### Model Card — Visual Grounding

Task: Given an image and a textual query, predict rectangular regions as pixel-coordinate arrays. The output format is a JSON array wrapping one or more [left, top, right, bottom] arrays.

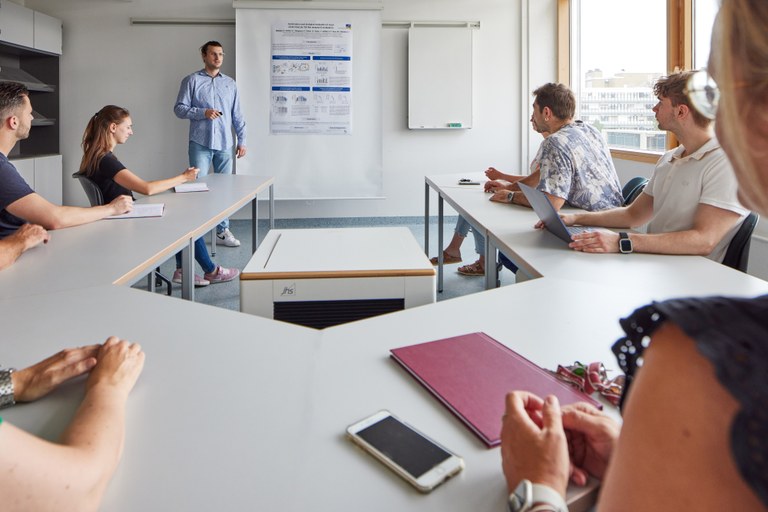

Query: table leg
[[252, 195, 258, 254], [485, 235, 498, 290], [181, 238, 195, 301], [438, 195, 444, 293], [424, 181, 430, 257], [269, 184, 275, 230]]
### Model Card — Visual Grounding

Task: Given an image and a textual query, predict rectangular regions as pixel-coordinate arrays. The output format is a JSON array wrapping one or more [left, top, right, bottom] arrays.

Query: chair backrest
[[72, 172, 105, 207], [722, 212, 759, 273], [622, 177, 649, 206]]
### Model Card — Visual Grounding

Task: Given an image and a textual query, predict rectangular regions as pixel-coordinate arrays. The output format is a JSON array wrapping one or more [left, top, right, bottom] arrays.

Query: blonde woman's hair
[[713, 0, 768, 211]]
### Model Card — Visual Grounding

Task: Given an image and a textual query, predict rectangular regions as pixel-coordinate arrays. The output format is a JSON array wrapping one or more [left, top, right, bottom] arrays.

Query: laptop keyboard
[[567, 226, 594, 235]]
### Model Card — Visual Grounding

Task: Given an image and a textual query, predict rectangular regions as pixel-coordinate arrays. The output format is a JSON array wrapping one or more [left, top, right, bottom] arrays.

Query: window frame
[[558, 0, 694, 163]]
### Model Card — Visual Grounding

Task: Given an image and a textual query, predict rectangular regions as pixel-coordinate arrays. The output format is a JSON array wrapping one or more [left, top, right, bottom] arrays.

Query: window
[[568, 0, 667, 154], [693, 0, 719, 69], [560, 0, 716, 162]]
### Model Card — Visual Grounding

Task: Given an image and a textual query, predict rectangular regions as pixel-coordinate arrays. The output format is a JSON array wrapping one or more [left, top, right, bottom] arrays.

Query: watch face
[[620, 238, 632, 253]]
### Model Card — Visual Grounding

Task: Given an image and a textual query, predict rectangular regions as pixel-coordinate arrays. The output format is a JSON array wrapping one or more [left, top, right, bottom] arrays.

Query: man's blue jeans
[[189, 141, 233, 234]]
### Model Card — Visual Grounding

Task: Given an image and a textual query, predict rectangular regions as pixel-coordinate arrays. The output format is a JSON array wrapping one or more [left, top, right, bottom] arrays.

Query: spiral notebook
[[390, 332, 602, 447]]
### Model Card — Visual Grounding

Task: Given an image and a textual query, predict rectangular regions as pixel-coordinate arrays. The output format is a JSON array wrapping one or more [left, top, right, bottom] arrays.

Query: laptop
[[517, 183, 593, 243]]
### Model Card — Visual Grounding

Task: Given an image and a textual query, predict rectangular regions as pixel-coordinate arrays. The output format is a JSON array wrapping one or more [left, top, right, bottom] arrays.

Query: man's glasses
[[685, 69, 720, 120]]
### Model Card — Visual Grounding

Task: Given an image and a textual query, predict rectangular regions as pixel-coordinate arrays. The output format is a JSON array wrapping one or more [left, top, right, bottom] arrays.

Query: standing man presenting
[[174, 40, 247, 247]]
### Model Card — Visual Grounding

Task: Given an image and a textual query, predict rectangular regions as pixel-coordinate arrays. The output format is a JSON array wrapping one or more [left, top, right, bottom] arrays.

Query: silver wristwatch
[[0, 368, 16, 409], [508, 480, 568, 512]]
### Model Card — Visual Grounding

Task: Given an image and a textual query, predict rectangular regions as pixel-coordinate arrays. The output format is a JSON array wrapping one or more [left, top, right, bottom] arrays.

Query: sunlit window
[[693, 0, 719, 69], [569, 0, 668, 153]]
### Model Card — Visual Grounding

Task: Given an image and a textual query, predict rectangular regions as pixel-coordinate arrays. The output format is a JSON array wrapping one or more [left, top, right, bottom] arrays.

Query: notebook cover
[[390, 332, 603, 447]]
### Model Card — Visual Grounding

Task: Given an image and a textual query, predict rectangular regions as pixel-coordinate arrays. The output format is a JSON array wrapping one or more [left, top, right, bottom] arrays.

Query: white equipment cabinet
[[241, 227, 436, 328]]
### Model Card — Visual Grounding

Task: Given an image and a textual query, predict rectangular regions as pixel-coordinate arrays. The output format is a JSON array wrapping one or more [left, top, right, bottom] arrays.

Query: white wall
[[27, 0, 525, 219]]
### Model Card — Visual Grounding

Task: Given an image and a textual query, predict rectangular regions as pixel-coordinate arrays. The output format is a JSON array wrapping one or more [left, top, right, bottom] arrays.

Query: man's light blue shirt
[[174, 70, 247, 152]]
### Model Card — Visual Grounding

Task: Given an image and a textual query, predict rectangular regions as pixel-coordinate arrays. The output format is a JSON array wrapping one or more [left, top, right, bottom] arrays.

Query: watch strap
[[509, 480, 568, 512], [0, 368, 16, 409], [530, 483, 568, 512]]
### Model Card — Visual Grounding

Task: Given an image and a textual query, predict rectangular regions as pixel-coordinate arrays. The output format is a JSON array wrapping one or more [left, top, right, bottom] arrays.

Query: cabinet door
[[10, 158, 35, 189], [33, 155, 62, 204], [0, 0, 34, 48], [33, 11, 62, 55]]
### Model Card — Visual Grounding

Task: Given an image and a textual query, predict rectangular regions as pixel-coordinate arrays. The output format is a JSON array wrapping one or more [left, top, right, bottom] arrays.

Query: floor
[[132, 216, 516, 311]]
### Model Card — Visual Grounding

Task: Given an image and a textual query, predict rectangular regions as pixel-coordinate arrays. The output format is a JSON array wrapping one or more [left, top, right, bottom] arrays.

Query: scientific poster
[[271, 21, 353, 134]]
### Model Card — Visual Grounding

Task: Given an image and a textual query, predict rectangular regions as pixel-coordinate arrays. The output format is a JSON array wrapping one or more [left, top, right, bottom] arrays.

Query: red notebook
[[390, 332, 602, 447]]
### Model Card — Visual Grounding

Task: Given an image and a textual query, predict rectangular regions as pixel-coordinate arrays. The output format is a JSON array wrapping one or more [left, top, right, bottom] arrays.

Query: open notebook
[[106, 203, 165, 219], [390, 332, 602, 447], [175, 182, 209, 193]]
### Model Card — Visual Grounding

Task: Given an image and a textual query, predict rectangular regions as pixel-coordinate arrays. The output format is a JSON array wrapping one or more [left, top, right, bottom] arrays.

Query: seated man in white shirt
[[560, 70, 748, 261]]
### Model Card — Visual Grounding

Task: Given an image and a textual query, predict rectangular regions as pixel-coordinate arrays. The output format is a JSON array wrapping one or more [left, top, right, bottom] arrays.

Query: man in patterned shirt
[[500, 83, 623, 211], [450, 83, 623, 276]]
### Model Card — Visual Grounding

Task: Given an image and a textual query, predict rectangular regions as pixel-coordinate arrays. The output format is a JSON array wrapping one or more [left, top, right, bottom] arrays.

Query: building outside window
[[564, 0, 723, 158], [569, 0, 668, 153]]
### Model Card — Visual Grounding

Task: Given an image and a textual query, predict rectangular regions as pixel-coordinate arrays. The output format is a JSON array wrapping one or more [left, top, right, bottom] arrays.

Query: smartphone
[[346, 410, 464, 493], [458, 178, 481, 185]]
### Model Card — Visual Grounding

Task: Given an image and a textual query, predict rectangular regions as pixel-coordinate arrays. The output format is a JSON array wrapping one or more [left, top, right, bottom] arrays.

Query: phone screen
[[356, 416, 452, 478]]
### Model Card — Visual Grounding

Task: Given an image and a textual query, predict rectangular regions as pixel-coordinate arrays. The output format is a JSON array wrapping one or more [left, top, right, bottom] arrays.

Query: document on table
[[175, 182, 209, 193], [106, 203, 165, 219]]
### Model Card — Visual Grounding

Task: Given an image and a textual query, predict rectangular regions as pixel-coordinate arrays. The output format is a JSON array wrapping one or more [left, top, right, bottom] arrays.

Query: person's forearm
[[0, 237, 25, 271], [139, 175, 187, 196], [572, 208, 635, 228], [628, 230, 719, 256], [499, 172, 523, 182], [41, 205, 116, 230], [58, 386, 128, 507]]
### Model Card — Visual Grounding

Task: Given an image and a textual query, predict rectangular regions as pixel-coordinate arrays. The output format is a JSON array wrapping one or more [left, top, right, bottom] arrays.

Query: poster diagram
[[271, 21, 352, 134]]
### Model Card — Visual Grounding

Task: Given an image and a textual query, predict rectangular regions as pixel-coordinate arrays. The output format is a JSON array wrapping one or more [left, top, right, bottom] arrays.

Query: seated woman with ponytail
[[78, 105, 239, 286]]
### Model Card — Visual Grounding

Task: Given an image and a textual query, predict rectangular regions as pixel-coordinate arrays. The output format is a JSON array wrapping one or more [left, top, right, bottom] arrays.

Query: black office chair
[[722, 212, 759, 273], [622, 176, 649, 206], [72, 172, 173, 295]]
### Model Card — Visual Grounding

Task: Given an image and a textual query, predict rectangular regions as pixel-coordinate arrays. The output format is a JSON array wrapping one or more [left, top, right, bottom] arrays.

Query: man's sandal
[[457, 260, 485, 276], [429, 251, 462, 265]]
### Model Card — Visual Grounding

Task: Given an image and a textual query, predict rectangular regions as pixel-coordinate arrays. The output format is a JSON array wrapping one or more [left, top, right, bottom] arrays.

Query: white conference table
[[0, 174, 274, 302], [2, 171, 767, 512], [489, 224, 768, 301], [1, 276, 703, 512], [425, 173, 523, 291], [425, 172, 768, 297]]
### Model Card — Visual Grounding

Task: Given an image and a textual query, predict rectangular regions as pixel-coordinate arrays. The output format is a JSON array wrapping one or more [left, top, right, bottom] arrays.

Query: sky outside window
[[694, 0, 719, 69]]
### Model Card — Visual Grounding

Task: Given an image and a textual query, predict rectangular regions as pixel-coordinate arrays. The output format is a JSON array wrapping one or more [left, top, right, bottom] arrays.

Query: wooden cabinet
[[0, 1, 61, 55], [33, 11, 62, 55], [10, 156, 63, 205], [0, 3, 62, 203], [12, 157, 35, 187], [0, 0, 34, 49], [32, 155, 63, 204]]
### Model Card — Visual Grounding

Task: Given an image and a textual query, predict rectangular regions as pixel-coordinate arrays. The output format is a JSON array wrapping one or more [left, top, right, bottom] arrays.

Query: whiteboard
[[408, 26, 473, 130], [235, 5, 383, 200]]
